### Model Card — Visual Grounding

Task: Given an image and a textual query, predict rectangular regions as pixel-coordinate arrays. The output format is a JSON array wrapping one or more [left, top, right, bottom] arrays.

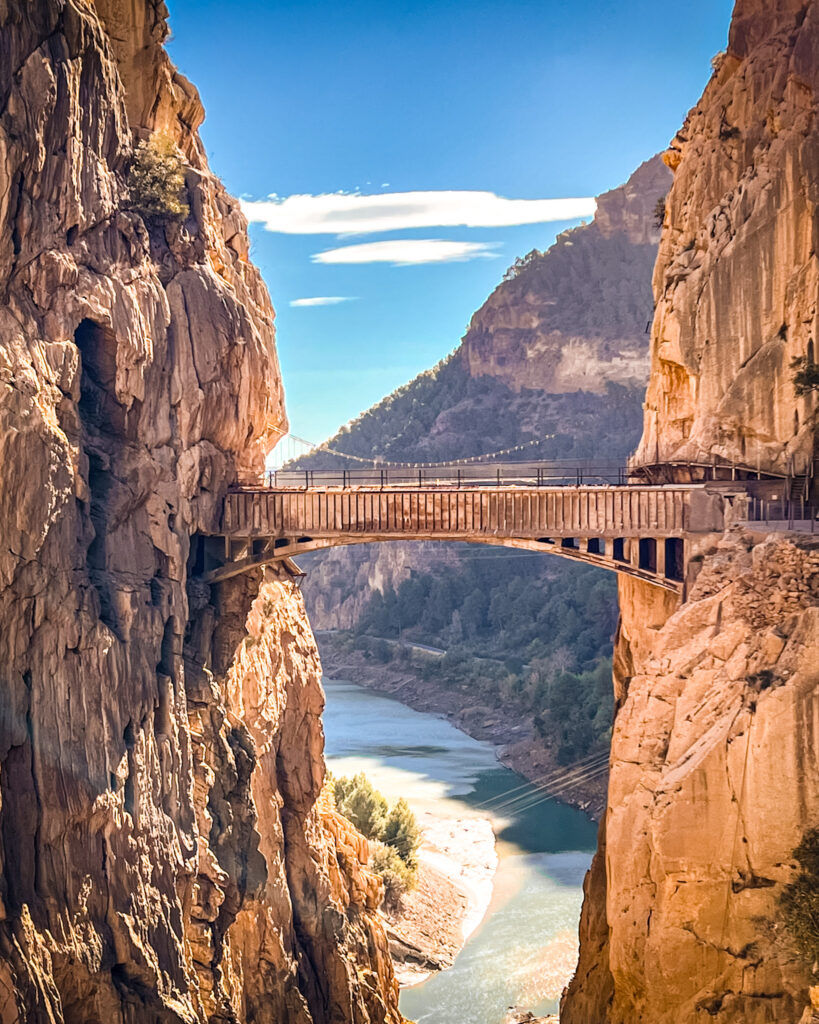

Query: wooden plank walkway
[[222, 485, 693, 541], [196, 483, 728, 593]]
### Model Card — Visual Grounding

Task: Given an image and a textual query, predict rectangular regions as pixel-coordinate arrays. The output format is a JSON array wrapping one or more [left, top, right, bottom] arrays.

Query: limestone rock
[[564, 3, 819, 1021], [0, 2, 401, 1021], [564, 535, 819, 1024], [457, 155, 670, 394], [635, 0, 819, 474]]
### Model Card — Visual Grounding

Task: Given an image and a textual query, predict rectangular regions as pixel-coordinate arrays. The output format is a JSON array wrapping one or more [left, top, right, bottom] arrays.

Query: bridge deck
[[223, 484, 693, 539], [194, 483, 729, 593]]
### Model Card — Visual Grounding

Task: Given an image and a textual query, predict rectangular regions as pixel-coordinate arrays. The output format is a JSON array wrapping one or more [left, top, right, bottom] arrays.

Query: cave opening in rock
[[75, 318, 125, 438], [75, 319, 128, 636]]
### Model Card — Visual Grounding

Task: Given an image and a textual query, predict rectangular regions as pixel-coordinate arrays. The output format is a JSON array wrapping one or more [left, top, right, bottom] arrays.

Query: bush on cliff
[[382, 798, 421, 869], [780, 827, 819, 965], [128, 134, 190, 219], [333, 774, 422, 909], [333, 772, 388, 839], [791, 355, 819, 397], [371, 843, 416, 913]]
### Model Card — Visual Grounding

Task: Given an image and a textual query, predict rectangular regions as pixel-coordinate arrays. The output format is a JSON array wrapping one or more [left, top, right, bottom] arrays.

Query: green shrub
[[370, 842, 417, 913], [382, 797, 420, 869], [791, 355, 819, 397], [780, 827, 819, 964], [128, 134, 189, 219], [333, 772, 388, 840]]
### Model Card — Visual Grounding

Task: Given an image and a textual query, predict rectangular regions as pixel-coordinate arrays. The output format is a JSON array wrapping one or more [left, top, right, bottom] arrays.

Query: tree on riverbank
[[333, 774, 422, 908], [334, 772, 388, 839]]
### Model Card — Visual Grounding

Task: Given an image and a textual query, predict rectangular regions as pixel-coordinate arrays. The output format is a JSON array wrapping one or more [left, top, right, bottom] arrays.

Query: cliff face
[[457, 156, 670, 395], [636, 0, 819, 473], [0, 3, 400, 1021], [564, 4, 819, 1022]]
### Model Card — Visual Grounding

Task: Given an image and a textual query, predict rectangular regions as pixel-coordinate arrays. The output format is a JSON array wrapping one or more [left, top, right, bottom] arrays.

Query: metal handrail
[[628, 453, 815, 482], [744, 496, 818, 531]]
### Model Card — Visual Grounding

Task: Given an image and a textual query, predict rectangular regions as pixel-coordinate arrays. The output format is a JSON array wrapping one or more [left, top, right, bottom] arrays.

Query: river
[[322, 678, 598, 1024]]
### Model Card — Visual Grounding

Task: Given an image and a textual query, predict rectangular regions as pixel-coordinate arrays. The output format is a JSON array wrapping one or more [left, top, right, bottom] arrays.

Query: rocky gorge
[[2, 0, 819, 1022], [0, 2, 400, 1021]]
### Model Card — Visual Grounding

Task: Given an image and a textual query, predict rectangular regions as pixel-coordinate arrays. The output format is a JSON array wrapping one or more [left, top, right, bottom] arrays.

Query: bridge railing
[[628, 453, 815, 487], [254, 459, 631, 490], [745, 496, 818, 531]]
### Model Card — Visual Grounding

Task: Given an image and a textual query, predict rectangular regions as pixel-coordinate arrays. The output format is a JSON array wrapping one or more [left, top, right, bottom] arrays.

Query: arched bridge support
[[194, 484, 728, 594]]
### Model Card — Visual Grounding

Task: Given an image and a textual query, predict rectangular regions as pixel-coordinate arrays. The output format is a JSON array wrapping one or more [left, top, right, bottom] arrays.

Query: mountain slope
[[299, 157, 670, 796]]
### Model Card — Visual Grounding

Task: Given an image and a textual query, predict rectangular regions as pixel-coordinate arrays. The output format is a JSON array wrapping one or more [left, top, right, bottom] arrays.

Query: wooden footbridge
[[195, 462, 731, 593]]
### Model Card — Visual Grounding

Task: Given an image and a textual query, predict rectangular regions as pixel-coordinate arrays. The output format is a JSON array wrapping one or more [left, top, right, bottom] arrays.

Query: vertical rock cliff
[[636, 0, 819, 474], [563, 3, 819, 1022], [0, 2, 400, 1021]]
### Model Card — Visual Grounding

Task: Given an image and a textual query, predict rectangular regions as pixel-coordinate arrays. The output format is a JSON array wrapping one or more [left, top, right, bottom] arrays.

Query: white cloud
[[241, 190, 596, 236], [311, 239, 502, 267], [290, 296, 357, 307]]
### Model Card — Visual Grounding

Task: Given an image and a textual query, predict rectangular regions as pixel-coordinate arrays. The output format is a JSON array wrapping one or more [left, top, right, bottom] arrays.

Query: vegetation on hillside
[[791, 355, 819, 397], [780, 827, 819, 965], [297, 357, 644, 469], [334, 554, 616, 764], [128, 135, 189, 219], [333, 773, 421, 910]]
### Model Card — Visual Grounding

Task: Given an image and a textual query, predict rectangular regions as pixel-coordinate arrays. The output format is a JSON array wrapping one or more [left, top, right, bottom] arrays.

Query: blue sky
[[166, 0, 733, 443]]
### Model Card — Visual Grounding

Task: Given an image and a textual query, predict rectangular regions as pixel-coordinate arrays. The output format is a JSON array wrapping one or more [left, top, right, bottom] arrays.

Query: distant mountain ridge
[[299, 155, 670, 794], [298, 155, 670, 470], [457, 155, 671, 395]]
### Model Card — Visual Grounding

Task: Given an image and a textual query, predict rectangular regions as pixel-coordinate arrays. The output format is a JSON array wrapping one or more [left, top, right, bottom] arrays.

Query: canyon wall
[[0, 2, 400, 1021], [564, 3, 819, 1022], [635, 0, 819, 474]]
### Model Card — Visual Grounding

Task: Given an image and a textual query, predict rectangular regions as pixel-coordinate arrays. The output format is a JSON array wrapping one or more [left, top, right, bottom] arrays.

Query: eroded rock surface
[[636, 0, 819, 473], [564, 2, 819, 1021], [458, 156, 670, 394], [0, 2, 400, 1020]]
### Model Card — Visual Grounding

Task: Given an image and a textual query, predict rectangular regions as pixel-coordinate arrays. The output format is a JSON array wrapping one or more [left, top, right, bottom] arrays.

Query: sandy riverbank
[[384, 811, 498, 987], [319, 637, 607, 820]]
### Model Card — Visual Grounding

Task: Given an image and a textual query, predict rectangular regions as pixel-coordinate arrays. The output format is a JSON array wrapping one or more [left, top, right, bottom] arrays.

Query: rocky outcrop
[[636, 0, 819, 473], [564, 534, 819, 1024], [457, 156, 670, 394], [564, 3, 819, 1022], [0, 2, 400, 1021]]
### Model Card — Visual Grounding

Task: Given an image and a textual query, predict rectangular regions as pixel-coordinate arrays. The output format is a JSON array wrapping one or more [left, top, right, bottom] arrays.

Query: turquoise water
[[322, 679, 598, 1024]]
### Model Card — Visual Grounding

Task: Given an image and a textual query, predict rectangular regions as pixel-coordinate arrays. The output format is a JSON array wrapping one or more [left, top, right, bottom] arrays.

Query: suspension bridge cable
[[498, 763, 611, 816], [473, 751, 610, 812], [474, 750, 611, 808], [276, 432, 559, 469], [487, 765, 611, 821], [486, 756, 611, 814]]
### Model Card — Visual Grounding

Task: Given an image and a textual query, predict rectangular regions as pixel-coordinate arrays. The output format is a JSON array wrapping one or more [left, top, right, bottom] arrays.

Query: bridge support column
[[656, 537, 666, 579]]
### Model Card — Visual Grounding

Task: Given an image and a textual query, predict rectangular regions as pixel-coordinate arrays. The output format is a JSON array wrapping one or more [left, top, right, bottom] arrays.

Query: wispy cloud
[[242, 190, 596, 236], [311, 239, 502, 267], [290, 296, 357, 307]]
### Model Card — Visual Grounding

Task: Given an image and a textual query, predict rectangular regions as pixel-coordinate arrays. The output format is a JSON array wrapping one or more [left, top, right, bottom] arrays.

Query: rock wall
[[0, 2, 400, 1021], [635, 0, 819, 473], [564, 3, 819, 1022]]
